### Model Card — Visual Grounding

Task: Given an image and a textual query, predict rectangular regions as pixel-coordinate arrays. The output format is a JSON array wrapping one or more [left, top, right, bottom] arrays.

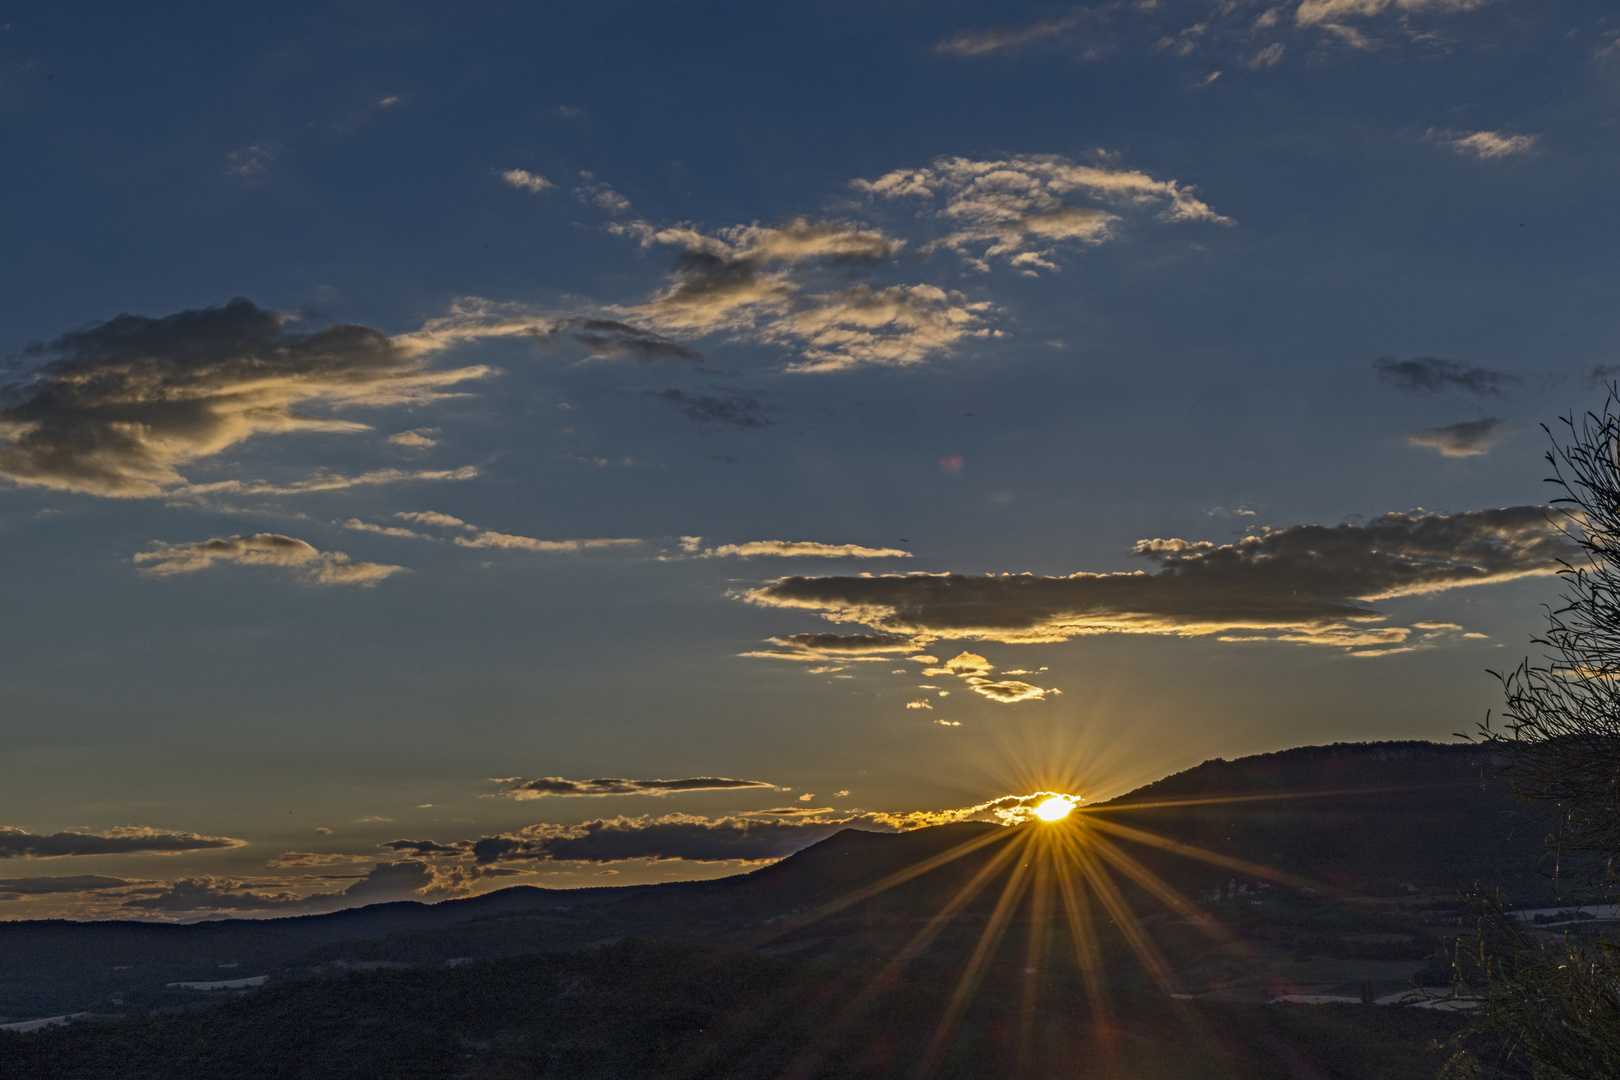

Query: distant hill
[[0, 740, 1556, 1025]]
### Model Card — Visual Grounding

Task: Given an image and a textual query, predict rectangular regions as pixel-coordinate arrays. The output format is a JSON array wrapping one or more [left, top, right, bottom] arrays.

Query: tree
[[1448, 396, 1620, 1078]]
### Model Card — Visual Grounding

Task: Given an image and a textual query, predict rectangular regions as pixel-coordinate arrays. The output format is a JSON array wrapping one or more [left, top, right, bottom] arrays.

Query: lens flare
[[1033, 796, 1073, 821]]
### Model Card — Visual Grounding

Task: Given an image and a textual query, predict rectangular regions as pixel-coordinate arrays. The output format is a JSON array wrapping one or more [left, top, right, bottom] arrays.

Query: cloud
[[227, 143, 277, 178], [0, 875, 149, 896], [471, 814, 856, 865], [921, 651, 994, 677], [343, 519, 430, 539], [741, 631, 924, 662], [575, 172, 631, 213], [122, 859, 498, 913], [853, 153, 1228, 273], [644, 388, 773, 429], [388, 428, 440, 448], [397, 510, 473, 530], [398, 301, 704, 365], [1407, 417, 1515, 457], [452, 531, 640, 554], [133, 533, 406, 586], [0, 825, 246, 859], [906, 699, 934, 709], [964, 678, 1052, 703], [935, 13, 1082, 56], [469, 792, 1103, 865], [1295, 0, 1490, 27], [741, 507, 1572, 654], [175, 465, 480, 500], [264, 852, 373, 868], [917, 650, 1057, 703], [501, 168, 555, 193], [1432, 129, 1540, 160], [0, 298, 492, 498], [378, 839, 472, 856], [686, 539, 912, 559], [1372, 356, 1520, 397], [492, 776, 778, 800], [610, 219, 989, 373], [346, 511, 639, 557]]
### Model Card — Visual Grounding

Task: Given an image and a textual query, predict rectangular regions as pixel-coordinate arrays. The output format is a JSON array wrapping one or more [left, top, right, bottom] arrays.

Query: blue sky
[[1, 0, 1617, 918]]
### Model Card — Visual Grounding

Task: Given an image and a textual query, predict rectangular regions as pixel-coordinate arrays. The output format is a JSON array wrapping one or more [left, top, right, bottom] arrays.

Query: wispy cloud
[[853, 153, 1229, 274], [501, 168, 555, 193], [1295, 0, 1490, 27], [0, 875, 151, 896], [0, 825, 246, 859], [1407, 417, 1516, 457], [492, 776, 778, 800], [934, 13, 1082, 57], [452, 531, 640, 554], [680, 537, 912, 559], [742, 507, 1571, 655], [1431, 128, 1540, 160], [133, 533, 406, 586], [644, 388, 774, 429], [1372, 356, 1520, 397], [574, 171, 631, 213], [344, 511, 639, 556]]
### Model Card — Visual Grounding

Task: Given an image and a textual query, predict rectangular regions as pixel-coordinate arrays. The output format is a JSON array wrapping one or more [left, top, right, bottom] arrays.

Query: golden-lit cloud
[[492, 776, 778, 800], [0, 825, 247, 858], [452, 531, 640, 553], [853, 153, 1229, 273], [1430, 128, 1540, 160], [0, 298, 491, 498], [133, 533, 406, 586], [934, 13, 1082, 56], [739, 632, 924, 662], [1295, 0, 1489, 26], [1407, 417, 1516, 457], [742, 506, 1572, 654], [500, 168, 554, 193], [918, 650, 1059, 703], [681, 537, 912, 559], [609, 218, 992, 372], [388, 427, 440, 448]]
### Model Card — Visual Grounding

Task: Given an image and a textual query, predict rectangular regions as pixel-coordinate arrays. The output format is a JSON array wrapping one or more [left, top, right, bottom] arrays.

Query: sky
[[1, 0, 1617, 920]]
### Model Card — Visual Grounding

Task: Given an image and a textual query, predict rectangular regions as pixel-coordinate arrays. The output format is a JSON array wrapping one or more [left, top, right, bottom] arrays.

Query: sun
[[1032, 796, 1074, 822]]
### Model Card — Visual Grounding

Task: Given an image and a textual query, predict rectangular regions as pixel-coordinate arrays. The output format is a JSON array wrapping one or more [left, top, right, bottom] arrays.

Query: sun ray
[[912, 845, 1035, 1078], [1083, 814, 1323, 891], [748, 824, 1015, 949], [1054, 844, 1125, 1077], [776, 828, 1034, 1080], [1017, 836, 1055, 1069]]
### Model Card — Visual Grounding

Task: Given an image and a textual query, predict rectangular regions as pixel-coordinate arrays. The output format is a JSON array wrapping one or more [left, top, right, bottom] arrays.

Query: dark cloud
[[471, 814, 852, 865], [544, 318, 705, 364], [0, 297, 489, 497], [379, 838, 473, 856], [0, 875, 147, 896], [644, 388, 773, 429], [742, 507, 1572, 653], [1372, 357, 1521, 397], [133, 533, 406, 586], [0, 825, 247, 859], [1407, 417, 1517, 457], [493, 776, 777, 800], [122, 860, 491, 913]]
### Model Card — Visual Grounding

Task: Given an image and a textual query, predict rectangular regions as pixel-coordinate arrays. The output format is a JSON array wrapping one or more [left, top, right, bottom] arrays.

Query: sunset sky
[[2, 0, 1616, 919]]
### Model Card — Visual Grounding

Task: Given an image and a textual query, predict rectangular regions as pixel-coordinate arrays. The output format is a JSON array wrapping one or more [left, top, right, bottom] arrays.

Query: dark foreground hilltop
[[0, 741, 1548, 1079]]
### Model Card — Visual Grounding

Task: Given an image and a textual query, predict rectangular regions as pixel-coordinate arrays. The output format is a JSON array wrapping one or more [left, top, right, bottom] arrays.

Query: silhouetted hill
[[0, 740, 1556, 1032]]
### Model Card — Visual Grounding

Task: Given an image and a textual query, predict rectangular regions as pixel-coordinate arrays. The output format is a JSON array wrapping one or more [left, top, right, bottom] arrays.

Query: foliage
[[1458, 395, 1620, 1076]]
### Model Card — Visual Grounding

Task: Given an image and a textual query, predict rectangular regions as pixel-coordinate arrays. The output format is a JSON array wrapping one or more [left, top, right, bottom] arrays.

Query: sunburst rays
[[754, 778, 1372, 1078]]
